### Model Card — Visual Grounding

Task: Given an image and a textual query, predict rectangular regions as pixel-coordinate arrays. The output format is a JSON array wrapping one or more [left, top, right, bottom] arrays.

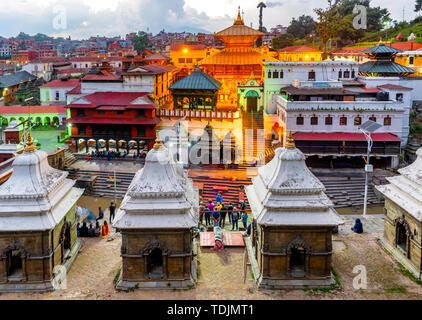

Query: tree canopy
[[286, 15, 317, 39], [132, 31, 150, 54], [272, 33, 295, 50]]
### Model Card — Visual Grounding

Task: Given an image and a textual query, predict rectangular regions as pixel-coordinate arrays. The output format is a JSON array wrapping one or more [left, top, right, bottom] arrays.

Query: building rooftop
[[169, 66, 221, 90], [278, 45, 322, 53], [0, 71, 37, 88], [41, 78, 80, 88]]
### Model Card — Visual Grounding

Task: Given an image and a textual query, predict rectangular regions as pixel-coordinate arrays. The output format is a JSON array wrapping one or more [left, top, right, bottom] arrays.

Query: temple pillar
[[85, 140, 89, 153], [106, 140, 109, 152], [137, 140, 140, 154], [95, 140, 99, 152], [116, 140, 119, 153]]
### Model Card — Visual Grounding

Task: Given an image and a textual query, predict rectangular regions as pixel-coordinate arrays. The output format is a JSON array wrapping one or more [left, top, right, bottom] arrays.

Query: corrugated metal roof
[[359, 60, 417, 74], [199, 47, 278, 65], [362, 43, 402, 54], [169, 67, 221, 90]]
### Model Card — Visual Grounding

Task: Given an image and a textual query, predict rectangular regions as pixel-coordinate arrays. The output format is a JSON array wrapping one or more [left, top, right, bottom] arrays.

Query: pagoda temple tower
[[0, 133, 84, 292], [376, 147, 422, 280], [199, 7, 278, 110], [113, 137, 199, 290], [245, 132, 344, 289]]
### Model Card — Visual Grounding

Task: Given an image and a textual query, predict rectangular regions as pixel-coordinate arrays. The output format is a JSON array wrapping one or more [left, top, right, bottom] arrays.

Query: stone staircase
[[64, 149, 77, 167], [67, 169, 135, 199], [239, 111, 265, 168], [317, 176, 382, 208]]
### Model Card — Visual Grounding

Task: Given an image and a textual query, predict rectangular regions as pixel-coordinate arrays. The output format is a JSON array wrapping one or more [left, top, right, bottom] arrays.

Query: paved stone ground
[[30, 128, 66, 153], [1, 214, 421, 300]]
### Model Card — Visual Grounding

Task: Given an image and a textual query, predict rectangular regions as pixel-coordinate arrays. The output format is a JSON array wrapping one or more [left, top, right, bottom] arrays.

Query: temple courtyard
[[0, 214, 421, 300]]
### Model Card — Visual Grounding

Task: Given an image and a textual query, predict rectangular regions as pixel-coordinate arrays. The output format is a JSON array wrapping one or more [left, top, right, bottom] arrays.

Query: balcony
[[158, 109, 240, 122]]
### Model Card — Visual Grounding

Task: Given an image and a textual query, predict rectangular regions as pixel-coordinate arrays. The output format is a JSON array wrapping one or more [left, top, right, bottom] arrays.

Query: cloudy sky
[[1, 0, 417, 39]]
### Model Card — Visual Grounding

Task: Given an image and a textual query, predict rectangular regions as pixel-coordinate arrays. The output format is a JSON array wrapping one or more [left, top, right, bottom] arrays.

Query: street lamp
[[359, 120, 382, 217]]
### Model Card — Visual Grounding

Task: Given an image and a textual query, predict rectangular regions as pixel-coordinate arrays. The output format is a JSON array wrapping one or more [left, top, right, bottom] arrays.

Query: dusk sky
[[1, 0, 417, 39]]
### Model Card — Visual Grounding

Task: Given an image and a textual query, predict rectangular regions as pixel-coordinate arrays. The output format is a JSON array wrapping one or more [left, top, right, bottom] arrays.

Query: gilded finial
[[24, 132, 36, 152], [379, 37, 383, 44], [285, 131, 295, 149], [153, 131, 164, 149], [234, 6, 244, 26]]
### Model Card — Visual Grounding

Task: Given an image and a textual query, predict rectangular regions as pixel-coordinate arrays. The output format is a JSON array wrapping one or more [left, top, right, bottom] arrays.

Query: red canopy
[[292, 132, 401, 142]]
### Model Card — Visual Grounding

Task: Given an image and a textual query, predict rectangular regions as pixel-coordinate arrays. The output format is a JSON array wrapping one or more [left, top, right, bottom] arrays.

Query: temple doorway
[[6, 250, 23, 280], [397, 223, 408, 252], [147, 248, 164, 279], [247, 97, 258, 113], [289, 247, 306, 277]]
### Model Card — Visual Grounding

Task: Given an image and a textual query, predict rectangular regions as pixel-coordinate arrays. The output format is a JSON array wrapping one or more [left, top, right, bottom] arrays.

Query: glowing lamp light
[[183, 48, 188, 53], [67, 123, 72, 128]]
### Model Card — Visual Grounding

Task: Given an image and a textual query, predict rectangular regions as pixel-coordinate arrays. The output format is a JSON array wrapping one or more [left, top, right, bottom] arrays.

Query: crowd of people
[[86, 150, 147, 161], [199, 192, 250, 233], [77, 201, 116, 239]]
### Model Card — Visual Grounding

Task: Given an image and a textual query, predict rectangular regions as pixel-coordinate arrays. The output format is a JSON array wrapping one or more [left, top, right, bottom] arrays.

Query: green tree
[[287, 15, 317, 39], [272, 33, 295, 50], [314, 0, 342, 54], [132, 31, 150, 54], [416, 0, 422, 15]]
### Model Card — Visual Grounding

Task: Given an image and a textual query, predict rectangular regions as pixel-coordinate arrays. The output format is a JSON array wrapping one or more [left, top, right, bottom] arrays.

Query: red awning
[[292, 132, 401, 142], [67, 117, 159, 125]]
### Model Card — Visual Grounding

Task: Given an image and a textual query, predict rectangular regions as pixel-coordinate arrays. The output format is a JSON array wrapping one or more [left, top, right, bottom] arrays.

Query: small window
[[97, 110, 105, 115], [340, 116, 347, 126], [310, 116, 318, 125], [77, 109, 85, 117], [178, 58, 185, 63], [338, 70, 342, 78], [308, 70, 316, 81], [268, 71, 272, 78], [280, 70, 284, 78], [396, 93, 403, 102], [369, 116, 376, 122], [409, 57, 414, 65], [344, 70, 350, 78], [273, 71, 279, 79], [354, 116, 362, 126], [186, 58, 193, 64], [55, 91, 60, 101], [384, 117, 391, 126], [351, 69, 356, 78], [296, 116, 304, 125], [117, 111, 124, 115], [137, 110, 145, 117], [325, 116, 333, 125]]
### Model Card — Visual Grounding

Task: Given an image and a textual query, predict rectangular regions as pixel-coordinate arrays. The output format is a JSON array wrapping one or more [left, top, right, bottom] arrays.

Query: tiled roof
[[0, 71, 37, 88], [169, 67, 221, 90], [57, 68, 90, 74], [82, 70, 121, 81], [377, 84, 413, 91], [278, 45, 322, 53], [282, 85, 356, 95], [67, 83, 82, 95], [0, 105, 66, 114], [123, 64, 175, 76], [144, 53, 170, 60], [170, 44, 206, 51], [199, 47, 278, 65], [41, 78, 80, 88], [68, 92, 156, 109], [293, 132, 401, 142]]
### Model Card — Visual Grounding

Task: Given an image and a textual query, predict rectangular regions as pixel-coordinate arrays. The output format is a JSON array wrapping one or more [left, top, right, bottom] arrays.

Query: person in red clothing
[[101, 221, 110, 238]]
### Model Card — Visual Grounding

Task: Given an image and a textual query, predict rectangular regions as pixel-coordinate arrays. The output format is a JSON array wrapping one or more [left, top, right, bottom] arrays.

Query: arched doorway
[[397, 223, 407, 252], [245, 90, 259, 113], [2, 241, 28, 281], [287, 237, 311, 278], [44, 117, 51, 126], [147, 248, 164, 279]]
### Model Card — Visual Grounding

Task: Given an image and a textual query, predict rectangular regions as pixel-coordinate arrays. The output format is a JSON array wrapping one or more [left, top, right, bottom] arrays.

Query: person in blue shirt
[[212, 210, 221, 227], [216, 192, 223, 205], [241, 212, 248, 229], [96, 207, 104, 221]]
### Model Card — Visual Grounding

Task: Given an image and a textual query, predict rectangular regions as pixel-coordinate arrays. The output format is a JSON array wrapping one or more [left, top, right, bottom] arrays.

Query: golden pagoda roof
[[199, 47, 279, 65], [215, 7, 264, 37]]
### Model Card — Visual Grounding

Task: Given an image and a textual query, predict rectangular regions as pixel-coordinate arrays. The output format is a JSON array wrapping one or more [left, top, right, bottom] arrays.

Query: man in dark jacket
[[231, 207, 240, 231], [220, 204, 228, 228]]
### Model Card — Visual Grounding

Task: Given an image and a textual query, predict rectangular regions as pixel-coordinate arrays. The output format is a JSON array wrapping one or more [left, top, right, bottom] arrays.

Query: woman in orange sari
[[101, 221, 110, 238]]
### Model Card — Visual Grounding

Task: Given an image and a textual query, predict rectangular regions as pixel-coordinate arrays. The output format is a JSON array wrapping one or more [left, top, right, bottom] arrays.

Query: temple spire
[[234, 6, 244, 26], [285, 131, 296, 149], [153, 132, 164, 149]]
